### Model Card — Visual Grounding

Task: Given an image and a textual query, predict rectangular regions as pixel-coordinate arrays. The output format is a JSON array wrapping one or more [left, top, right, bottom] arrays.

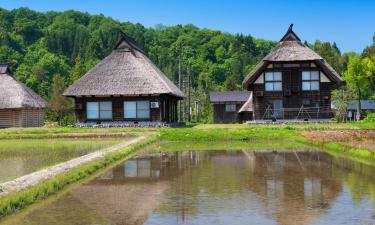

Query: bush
[[364, 113, 375, 122]]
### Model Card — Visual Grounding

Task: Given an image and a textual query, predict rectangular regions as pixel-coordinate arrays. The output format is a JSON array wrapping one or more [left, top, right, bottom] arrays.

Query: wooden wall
[[212, 103, 252, 123], [248, 67, 333, 120], [0, 109, 44, 128], [74, 95, 179, 123]]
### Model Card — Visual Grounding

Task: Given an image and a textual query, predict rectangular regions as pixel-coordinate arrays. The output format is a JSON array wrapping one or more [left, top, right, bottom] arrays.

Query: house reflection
[[240, 150, 348, 225], [6, 150, 374, 225]]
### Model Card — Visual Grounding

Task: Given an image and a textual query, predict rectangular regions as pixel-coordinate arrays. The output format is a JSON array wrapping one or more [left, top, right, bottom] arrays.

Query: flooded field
[[2, 148, 375, 225], [0, 138, 128, 183]]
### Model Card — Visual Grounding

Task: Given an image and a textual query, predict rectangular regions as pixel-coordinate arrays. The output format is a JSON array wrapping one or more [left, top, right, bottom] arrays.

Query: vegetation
[[0, 135, 156, 218], [331, 87, 354, 122], [364, 113, 375, 122], [1, 7, 373, 123]]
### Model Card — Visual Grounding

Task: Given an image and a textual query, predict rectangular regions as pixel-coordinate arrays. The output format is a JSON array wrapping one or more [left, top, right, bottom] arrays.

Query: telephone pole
[[178, 46, 182, 122]]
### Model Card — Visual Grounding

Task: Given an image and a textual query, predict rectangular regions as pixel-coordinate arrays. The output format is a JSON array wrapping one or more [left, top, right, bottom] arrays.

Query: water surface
[[2, 149, 375, 225], [0, 138, 127, 182]]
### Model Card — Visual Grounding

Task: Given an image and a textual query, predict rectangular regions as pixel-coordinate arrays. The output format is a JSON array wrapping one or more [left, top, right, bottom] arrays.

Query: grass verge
[[0, 135, 157, 218]]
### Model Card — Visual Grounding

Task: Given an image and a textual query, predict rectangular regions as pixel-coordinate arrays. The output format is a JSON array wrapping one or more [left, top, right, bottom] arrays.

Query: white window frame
[[124, 101, 150, 119], [225, 104, 236, 112], [302, 71, 320, 91], [265, 72, 282, 92], [86, 101, 112, 119]]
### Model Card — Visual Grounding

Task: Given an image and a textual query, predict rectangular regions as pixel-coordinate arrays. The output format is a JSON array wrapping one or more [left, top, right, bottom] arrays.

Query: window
[[124, 101, 150, 119], [137, 101, 150, 118], [225, 104, 236, 112], [302, 71, 320, 91], [124, 101, 136, 118], [265, 72, 282, 91], [87, 101, 112, 119]]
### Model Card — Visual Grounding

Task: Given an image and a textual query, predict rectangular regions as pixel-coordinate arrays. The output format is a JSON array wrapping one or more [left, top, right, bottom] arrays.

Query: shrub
[[364, 113, 375, 122]]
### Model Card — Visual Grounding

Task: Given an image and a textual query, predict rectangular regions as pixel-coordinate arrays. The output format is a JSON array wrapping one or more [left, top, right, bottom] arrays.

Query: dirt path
[[0, 134, 153, 197]]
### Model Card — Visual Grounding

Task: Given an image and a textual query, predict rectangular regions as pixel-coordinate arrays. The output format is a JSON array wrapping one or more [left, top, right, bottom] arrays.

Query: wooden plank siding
[[0, 109, 44, 127], [213, 103, 252, 123], [74, 95, 179, 123], [248, 66, 334, 120]]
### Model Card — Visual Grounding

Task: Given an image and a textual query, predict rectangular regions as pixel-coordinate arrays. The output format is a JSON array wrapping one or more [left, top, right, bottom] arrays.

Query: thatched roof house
[[241, 24, 342, 121], [243, 25, 342, 86], [64, 34, 184, 125], [0, 64, 48, 127]]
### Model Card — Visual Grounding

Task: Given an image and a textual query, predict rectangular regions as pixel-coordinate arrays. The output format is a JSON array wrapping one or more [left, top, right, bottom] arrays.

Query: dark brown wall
[[248, 65, 333, 120], [74, 95, 179, 123], [212, 103, 252, 123]]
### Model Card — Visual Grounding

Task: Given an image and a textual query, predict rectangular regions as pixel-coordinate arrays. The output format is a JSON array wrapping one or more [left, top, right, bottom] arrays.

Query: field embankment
[[301, 130, 375, 161]]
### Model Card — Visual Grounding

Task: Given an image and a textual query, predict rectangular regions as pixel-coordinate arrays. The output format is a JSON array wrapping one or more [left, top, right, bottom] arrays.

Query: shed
[[209, 91, 253, 123], [0, 64, 48, 127]]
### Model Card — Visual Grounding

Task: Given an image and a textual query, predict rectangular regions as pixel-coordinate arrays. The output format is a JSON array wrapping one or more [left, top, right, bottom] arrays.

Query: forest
[[0, 7, 374, 123]]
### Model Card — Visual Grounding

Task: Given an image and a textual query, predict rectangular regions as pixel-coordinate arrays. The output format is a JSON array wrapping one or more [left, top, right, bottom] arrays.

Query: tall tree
[[343, 54, 368, 120], [69, 56, 85, 84], [49, 75, 73, 125]]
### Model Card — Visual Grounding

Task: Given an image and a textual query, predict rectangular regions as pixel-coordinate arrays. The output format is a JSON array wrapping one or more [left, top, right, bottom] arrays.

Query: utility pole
[[178, 46, 182, 122], [187, 63, 191, 122]]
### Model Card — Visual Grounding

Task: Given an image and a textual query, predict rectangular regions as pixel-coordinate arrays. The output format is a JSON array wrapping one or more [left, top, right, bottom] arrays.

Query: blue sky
[[1, 0, 374, 53]]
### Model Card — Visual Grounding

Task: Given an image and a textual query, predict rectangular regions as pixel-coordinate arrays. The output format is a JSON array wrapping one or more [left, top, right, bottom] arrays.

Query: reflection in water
[[2, 150, 375, 225]]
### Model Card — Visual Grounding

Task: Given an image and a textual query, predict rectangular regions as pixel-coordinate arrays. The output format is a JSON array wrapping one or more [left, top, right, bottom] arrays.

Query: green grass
[[312, 141, 375, 162], [159, 127, 298, 141], [0, 135, 157, 218], [144, 140, 312, 152], [0, 121, 373, 139]]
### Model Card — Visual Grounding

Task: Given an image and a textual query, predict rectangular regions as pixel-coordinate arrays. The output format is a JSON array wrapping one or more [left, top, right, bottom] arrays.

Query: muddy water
[[0, 138, 126, 183], [2, 150, 375, 225]]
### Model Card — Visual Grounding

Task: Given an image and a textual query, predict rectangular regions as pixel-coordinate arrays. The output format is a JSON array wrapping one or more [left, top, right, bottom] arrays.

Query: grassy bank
[[0, 135, 156, 218], [145, 140, 312, 152]]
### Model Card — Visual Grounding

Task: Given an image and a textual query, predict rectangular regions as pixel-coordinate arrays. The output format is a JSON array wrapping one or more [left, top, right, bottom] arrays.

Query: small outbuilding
[[63, 34, 184, 126], [0, 64, 48, 128], [209, 91, 253, 123]]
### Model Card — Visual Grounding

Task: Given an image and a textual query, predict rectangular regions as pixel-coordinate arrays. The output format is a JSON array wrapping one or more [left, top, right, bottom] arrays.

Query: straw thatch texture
[[239, 92, 253, 112], [64, 37, 184, 99], [243, 26, 342, 87], [0, 65, 48, 109], [263, 41, 322, 62]]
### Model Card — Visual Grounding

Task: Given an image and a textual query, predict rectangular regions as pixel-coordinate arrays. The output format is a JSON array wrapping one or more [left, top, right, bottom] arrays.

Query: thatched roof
[[209, 91, 252, 103], [238, 92, 253, 112], [64, 35, 184, 99], [243, 24, 343, 87], [0, 65, 48, 109]]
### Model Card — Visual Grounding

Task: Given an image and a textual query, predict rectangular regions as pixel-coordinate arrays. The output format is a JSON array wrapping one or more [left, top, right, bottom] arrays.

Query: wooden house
[[242, 25, 343, 120], [209, 91, 253, 123], [0, 64, 48, 127], [63, 34, 184, 125]]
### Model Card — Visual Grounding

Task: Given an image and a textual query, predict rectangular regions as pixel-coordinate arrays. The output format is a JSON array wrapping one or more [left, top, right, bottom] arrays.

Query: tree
[[69, 56, 85, 84], [343, 54, 368, 120], [331, 87, 354, 122], [363, 55, 375, 97], [49, 75, 73, 125]]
